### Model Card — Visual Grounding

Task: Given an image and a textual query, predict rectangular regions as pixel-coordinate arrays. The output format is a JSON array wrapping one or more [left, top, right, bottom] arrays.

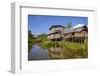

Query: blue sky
[[28, 15, 88, 35]]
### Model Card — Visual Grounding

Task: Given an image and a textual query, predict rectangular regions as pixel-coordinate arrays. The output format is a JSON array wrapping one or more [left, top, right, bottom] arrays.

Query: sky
[[28, 15, 88, 35]]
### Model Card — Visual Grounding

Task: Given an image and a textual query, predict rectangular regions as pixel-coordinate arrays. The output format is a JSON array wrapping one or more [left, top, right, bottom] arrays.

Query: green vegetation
[[28, 30, 48, 52], [63, 42, 88, 58], [36, 33, 48, 43], [40, 41, 88, 58], [28, 30, 36, 52], [40, 41, 61, 48]]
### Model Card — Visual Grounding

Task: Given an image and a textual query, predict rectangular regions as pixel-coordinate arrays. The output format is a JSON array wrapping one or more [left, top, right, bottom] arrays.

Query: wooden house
[[48, 25, 65, 41], [65, 24, 88, 43], [48, 24, 88, 43]]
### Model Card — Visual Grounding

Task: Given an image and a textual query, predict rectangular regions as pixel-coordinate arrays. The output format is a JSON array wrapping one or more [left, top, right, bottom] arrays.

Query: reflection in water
[[48, 47, 64, 59], [48, 47, 73, 59], [28, 44, 50, 60], [28, 44, 84, 60]]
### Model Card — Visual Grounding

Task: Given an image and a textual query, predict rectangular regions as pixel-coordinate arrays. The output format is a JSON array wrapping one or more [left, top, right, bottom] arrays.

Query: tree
[[28, 30, 36, 38], [37, 33, 47, 42], [66, 22, 72, 29], [37, 33, 47, 38], [28, 30, 35, 52]]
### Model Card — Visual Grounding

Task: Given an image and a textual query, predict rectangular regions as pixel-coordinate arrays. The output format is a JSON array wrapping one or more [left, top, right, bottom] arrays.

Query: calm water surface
[[28, 44, 50, 60], [28, 44, 86, 60]]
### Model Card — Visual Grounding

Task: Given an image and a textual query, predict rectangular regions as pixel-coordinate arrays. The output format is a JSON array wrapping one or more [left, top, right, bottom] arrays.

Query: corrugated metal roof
[[71, 24, 86, 30], [65, 24, 87, 34]]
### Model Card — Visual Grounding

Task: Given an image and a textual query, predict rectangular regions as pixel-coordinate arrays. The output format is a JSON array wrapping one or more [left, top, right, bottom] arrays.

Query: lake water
[[28, 44, 66, 60], [28, 44, 86, 60], [28, 44, 50, 60]]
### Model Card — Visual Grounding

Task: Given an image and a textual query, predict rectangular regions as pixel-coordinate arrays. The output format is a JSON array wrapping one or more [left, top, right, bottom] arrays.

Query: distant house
[[48, 24, 88, 43], [48, 25, 65, 41]]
